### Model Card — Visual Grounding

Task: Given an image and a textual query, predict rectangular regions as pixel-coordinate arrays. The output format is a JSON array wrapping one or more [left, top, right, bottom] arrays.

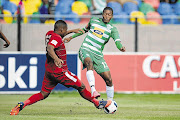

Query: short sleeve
[[48, 36, 62, 48], [111, 27, 121, 42]]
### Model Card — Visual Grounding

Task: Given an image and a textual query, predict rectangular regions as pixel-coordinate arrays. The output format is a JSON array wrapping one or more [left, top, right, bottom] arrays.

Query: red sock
[[23, 93, 44, 108], [79, 88, 99, 107]]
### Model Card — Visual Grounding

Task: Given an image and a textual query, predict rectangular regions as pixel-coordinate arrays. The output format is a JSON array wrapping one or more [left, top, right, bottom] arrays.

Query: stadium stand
[[130, 11, 146, 24], [123, 2, 138, 15], [29, 12, 41, 24], [144, 0, 160, 9], [2, 1, 17, 15], [56, 0, 74, 15], [3, 10, 13, 23], [146, 11, 162, 24], [134, 0, 142, 7], [0, 0, 180, 24], [65, 11, 80, 23], [78, 0, 92, 9], [71, 1, 88, 15], [162, 13, 179, 24], [107, 2, 123, 15], [157, 2, 173, 15], [80, 12, 91, 24], [10, 0, 21, 5], [140, 3, 155, 15], [113, 12, 129, 24], [174, 2, 180, 15]]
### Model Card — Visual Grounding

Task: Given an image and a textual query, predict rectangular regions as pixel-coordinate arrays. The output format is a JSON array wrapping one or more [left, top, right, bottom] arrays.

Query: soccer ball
[[104, 100, 118, 114]]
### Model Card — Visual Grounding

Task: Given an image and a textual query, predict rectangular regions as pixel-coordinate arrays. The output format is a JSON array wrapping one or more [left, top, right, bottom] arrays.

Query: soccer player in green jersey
[[64, 7, 126, 100]]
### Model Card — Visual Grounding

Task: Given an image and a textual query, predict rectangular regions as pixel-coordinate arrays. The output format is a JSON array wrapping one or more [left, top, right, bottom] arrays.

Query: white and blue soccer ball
[[104, 100, 118, 114]]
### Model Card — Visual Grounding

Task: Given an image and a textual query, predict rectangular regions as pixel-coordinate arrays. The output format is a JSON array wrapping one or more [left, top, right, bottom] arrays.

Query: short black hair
[[103, 7, 113, 15], [54, 20, 67, 31]]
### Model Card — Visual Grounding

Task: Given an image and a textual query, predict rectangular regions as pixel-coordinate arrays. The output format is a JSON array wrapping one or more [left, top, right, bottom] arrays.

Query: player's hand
[[54, 58, 64, 68], [63, 37, 72, 43], [73, 28, 85, 34], [120, 46, 126, 52], [3, 41, 10, 48]]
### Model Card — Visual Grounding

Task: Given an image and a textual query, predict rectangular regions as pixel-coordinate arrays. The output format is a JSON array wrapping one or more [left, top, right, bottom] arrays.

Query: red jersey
[[45, 30, 68, 73]]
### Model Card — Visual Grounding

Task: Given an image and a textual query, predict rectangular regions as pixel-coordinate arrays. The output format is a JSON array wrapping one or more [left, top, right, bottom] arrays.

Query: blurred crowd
[[0, 0, 180, 24]]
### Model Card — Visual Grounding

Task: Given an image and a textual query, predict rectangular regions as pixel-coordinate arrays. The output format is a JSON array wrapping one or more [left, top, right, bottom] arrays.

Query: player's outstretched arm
[[115, 41, 126, 52], [47, 44, 64, 68], [0, 31, 10, 48], [63, 26, 89, 43], [65, 28, 85, 36]]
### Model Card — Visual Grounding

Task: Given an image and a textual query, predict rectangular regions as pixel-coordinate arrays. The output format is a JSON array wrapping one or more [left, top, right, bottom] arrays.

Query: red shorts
[[41, 70, 82, 93]]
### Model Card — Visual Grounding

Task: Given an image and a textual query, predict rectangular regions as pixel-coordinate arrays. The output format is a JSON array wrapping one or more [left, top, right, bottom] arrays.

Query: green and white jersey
[[80, 17, 121, 57]]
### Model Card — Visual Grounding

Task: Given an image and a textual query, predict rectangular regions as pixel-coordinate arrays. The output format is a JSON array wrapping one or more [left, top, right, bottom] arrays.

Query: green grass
[[1, 92, 180, 120]]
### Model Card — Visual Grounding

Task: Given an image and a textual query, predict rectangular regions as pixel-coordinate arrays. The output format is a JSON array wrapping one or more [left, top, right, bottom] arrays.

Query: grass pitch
[[1, 92, 180, 120]]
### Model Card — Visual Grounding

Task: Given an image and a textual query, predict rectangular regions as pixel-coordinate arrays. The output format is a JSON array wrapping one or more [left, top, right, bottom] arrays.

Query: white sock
[[86, 70, 96, 95], [106, 85, 114, 100]]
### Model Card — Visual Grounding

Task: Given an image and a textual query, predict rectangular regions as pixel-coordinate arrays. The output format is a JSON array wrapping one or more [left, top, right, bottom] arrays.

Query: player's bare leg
[[99, 71, 114, 100], [84, 57, 100, 98], [10, 91, 49, 115]]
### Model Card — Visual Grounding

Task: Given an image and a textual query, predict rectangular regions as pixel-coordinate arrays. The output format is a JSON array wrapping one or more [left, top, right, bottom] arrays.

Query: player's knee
[[87, 62, 93, 70], [106, 78, 113, 86], [40, 91, 50, 99], [84, 59, 93, 69]]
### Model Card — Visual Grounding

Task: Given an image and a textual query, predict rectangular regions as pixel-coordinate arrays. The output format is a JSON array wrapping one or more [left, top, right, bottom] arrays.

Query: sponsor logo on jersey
[[51, 40, 58, 46], [93, 27, 104, 38], [94, 30, 103, 35]]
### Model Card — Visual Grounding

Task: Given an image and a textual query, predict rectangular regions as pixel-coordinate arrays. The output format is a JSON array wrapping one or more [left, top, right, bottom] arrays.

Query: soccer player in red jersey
[[10, 20, 111, 115], [0, 30, 10, 48]]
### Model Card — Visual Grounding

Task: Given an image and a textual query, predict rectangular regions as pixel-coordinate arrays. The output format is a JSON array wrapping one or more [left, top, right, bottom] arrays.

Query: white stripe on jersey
[[115, 39, 121, 42], [70, 72, 76, 76], [82, 43, 101, 53], [85, 38, 101, 48], [88, 32, 105, 43], [103, 33, 109, 38], [92, 23, 111, 33], [81, 47, 103, 57], [94, 19, 100, 22], [65, 72, 77, 82]]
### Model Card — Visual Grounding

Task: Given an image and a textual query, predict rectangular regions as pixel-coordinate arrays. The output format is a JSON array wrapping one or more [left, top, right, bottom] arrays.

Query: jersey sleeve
[[111, 27, 121, 42], [48, 36, 62, 48], [111, 27, 123, 50]]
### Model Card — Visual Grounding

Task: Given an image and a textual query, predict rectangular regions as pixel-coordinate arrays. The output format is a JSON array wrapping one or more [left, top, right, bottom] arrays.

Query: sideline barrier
[[0, 52, 78, 94], [1, 52, 180, 94], [81, 53, 180, 93]]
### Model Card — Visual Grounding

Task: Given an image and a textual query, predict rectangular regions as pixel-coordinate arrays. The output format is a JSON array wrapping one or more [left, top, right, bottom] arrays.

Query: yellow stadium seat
[[45, 19, 56, 24], [130, 11, 146, 24], [22, 0, 42, 23], [72, 1, 88, 15], [142, 21, 158, 25], [10, 0, 20, 5], [23, 0, 41, 15], [3, 10, 13, 23]]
